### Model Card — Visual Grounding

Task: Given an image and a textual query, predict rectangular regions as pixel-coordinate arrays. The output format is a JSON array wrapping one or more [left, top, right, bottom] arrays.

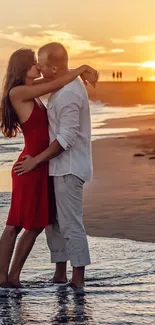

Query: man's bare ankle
[[70, 280, 85, 288], [52, 275, 68, 283], [72, 266, 85, 286], [53, 262, 67, 283]]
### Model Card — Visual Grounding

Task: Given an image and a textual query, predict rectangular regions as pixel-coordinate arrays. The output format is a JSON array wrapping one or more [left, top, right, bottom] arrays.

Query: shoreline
[[103, 113, 155, 130], [1, 111, 155, 243]]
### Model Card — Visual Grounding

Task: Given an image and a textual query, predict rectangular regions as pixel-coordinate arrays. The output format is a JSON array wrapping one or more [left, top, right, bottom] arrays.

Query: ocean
[[0, 102, 155, 324], [0, 101, 155, 168], [0, 213, 155, 325]]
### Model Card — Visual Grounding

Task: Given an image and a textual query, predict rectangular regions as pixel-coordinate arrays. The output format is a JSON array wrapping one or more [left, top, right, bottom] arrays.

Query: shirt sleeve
[[54, 90, 82, 150]]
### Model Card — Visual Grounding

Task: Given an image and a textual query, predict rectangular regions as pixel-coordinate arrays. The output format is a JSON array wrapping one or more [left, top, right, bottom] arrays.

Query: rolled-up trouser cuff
[[50, 250, 69, 263], [50, 252, 90, 267], [70, 254, 91, 267]]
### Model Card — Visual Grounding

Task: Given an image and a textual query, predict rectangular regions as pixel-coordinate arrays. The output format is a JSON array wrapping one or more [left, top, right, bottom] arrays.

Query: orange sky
[[0, 0, 155, 83]]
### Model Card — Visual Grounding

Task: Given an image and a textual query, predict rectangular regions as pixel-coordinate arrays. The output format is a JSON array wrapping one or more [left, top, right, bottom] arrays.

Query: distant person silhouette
[[116, 72, 119, 81]]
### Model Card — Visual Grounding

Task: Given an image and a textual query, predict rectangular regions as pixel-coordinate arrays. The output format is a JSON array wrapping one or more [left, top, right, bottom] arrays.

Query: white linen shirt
[[47, 78, 93, 182]]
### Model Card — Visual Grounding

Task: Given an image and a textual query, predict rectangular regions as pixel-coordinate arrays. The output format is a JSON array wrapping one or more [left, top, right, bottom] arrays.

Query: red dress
[[7, 99, 56, 230]]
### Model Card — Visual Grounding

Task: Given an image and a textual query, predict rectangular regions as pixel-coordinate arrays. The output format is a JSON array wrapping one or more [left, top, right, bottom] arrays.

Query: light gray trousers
[[45, 174, 91, 267]]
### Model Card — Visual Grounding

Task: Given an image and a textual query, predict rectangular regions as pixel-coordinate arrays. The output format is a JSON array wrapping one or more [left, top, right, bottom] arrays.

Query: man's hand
[[13, 155, 37, 175]]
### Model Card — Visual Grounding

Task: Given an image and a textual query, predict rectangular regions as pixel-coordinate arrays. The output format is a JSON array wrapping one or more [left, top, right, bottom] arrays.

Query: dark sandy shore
[[1, 103, 155, 242], [84, 112, 155, 242]]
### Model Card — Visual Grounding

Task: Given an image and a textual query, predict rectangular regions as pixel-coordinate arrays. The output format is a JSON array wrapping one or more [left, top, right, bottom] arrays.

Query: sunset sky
[[0, 0, 155, 83]]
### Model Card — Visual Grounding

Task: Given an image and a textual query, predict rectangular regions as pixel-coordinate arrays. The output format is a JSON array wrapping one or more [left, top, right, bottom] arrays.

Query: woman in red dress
[[0, 48, 97, 288]]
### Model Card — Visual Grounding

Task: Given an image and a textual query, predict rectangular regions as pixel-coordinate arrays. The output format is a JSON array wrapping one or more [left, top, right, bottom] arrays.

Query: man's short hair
[[38, 42, 68, 67]]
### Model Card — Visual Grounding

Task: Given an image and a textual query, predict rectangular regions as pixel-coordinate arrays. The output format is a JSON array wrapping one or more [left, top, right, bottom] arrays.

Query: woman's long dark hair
[[0, 49, 35, 138]]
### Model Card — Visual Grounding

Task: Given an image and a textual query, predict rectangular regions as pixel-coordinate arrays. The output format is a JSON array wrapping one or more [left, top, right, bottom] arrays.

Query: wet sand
[[1, 111, 155, 242], [84, 113, 155, 242]]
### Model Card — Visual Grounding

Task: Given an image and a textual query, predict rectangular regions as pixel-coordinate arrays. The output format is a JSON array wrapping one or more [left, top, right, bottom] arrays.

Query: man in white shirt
[[39, 43, 93, 287]]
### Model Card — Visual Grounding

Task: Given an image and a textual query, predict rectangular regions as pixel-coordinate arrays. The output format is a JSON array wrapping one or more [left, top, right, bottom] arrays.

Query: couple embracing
[[0, 42, 98, 288]]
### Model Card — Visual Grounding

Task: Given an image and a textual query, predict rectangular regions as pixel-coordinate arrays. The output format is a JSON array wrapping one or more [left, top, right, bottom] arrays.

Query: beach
[[1, 0, 155, 322], [1, 83, 155, 242], [84, 123, 155, 242], [1, 83, 155, 324]]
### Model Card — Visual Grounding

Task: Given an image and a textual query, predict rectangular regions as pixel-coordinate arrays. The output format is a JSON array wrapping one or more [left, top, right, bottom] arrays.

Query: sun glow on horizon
[[150, 75, 155, 81], [141, 61, 155, 69]]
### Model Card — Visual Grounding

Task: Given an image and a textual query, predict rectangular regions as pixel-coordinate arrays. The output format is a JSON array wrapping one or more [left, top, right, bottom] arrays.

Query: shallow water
[[1, 194, 155, 324], [1, 103, 155, 168], [1, 103, 155, 324]]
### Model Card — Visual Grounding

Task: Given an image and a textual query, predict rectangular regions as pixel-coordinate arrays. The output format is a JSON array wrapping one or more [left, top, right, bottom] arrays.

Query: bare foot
[[72, 266, 85, 288], [52, 276, 68, 284], [0, 282, 10, 288], [8, 281, 22, 288], [69, 281, 85, 289], [8, 277, 22, 288], [0, 275, 9, 288]]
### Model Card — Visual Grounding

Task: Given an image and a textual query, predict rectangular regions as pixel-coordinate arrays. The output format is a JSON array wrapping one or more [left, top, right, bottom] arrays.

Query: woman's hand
[[80, 66, 99, 87], [80, 71, 99, 87]]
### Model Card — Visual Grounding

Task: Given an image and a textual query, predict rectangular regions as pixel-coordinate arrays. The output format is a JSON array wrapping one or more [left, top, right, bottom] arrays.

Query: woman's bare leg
[[0, 225, 21, 287], [8, 228, 43, 287]]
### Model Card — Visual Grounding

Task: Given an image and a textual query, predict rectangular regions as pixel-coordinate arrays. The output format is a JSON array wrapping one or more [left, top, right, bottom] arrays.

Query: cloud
[[111, 62, 141, 67], [0, 31, 38, 47], [41, 30, 106, 55], [109, 61, 155, 69], [140, 61, 155, 69], [28, 24, 42, 29], [111, 35, 154, 44], [0, 28, 106, 57], [132, 36, 153, 43], [6, 26, 15, 30], [0, 26, 153, 75], [48, 24, 59, 29], [110, 49, 124, 53]]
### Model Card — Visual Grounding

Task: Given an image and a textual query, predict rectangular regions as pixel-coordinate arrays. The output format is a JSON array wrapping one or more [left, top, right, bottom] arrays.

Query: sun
[[141, 61, 155, 69], [150, 75, 155, 81]]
